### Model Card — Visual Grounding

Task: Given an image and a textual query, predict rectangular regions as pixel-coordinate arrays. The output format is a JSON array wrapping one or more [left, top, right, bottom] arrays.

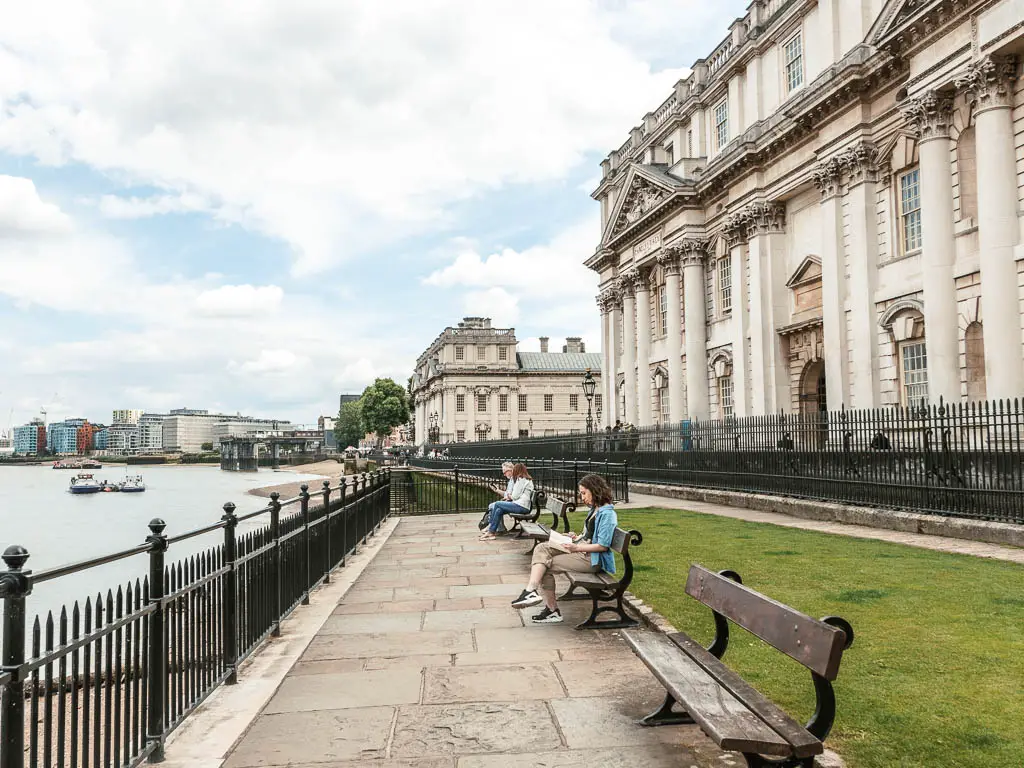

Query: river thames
[[0, 464, 328, 624]]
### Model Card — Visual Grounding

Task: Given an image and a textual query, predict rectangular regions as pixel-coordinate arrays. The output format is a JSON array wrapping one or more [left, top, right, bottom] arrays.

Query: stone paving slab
[[222, 512, 731, 768]]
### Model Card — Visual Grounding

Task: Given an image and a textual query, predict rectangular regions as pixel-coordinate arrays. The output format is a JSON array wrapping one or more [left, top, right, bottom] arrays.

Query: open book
[[547, 529, 575, 553]]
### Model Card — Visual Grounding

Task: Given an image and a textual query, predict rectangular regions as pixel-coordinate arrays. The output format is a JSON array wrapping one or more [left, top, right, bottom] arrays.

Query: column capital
[[838, 142, 879, 186], [678, 238, 709, 268], [744, 201, 785, 235], [722, 213, 749, 247], [955, 54, 1019, 113], [596, 288, 619, 314], [812, 157, 843, 200], [656, 247, 681, 275], [900, 90, 954, 142], [633, 265, 654, 294], [617, 270, 639, 298]]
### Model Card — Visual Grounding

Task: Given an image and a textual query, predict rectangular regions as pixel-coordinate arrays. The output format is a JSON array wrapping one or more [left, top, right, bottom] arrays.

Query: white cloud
[[0, 175, 72, 235], [233, 349, 306, 375], [0, 0, 746, 273], [195, 284, 284, 317], [463, 287, 520, 328]]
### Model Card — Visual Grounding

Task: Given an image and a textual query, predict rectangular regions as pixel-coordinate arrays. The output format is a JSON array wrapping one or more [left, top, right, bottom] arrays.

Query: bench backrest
[[685, 564, 849, 680], [545, 496, 568, 515], [609, 526, 635, 556]]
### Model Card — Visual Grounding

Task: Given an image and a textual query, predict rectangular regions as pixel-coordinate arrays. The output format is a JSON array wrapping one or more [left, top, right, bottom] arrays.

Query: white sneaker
[[511, 589, 542, 609], [531, 607, 563, 624]]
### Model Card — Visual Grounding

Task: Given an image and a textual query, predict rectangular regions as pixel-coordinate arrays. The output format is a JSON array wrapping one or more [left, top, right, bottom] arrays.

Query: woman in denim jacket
[[511, 474, 617, 624]]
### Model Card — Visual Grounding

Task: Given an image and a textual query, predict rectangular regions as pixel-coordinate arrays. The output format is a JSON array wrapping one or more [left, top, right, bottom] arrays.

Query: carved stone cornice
[[744, 201, 785, 235], [812, 158, 843, 200], [955, 55, 1019, 113], [838, 142, 878, 186], [722, 214, 749, 247], [617, 271, 638, 299], [591, 247, 617, 272], [900, 90, 954, 142]]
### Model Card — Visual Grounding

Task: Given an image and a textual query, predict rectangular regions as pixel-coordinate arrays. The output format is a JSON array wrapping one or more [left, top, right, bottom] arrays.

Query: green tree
[[360, 378, 409, 446], [334, 399, 365, 449], [201, 442, 214, 452]]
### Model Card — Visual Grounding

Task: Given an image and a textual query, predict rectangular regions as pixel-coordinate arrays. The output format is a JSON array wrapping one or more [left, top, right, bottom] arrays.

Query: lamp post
[[528, 418, 533, 437], [582, 368, 596, 435], [429, 412, 439, 444]]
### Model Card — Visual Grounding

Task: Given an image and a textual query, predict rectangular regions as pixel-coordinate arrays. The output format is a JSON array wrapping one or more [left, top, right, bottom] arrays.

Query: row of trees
[[334, 377, 410, 449]]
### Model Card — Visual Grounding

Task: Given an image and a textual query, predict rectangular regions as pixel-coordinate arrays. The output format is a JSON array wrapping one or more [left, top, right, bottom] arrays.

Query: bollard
[[300, 484, 311, 605], [145, 519, 168, 762], [0, 545, 31, 768], [221, 503, 238, 685], [269, 492, 282, 638], [321, 480, 332, 583]]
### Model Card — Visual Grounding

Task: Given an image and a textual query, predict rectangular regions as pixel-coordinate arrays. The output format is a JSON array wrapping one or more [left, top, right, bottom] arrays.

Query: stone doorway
[[798, 359, 828, 449]]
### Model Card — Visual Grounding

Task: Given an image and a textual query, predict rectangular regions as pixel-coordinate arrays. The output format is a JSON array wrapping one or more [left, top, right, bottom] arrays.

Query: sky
[[0, 0, 748, 428]]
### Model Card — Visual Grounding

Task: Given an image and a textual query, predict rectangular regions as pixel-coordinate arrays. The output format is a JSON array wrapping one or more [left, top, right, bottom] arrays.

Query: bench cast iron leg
[[743, 755, 814, 768], [558, 582, 590, 602], [640, 691, 694, 727], [574, 590, 640, 630]]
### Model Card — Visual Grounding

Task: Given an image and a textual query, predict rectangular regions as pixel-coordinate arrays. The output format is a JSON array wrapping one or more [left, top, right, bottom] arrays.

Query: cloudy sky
[[0, 0, 747, 428]]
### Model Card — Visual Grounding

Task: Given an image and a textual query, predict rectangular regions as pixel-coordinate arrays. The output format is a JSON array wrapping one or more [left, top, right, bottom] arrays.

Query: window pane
[[660, 285, 668, 334], [715, 100, 728, 150], [455, 346, 464, 360], [900, 169, 922, 253], [477, 394, 487, 412], [518, 394, 527, 411], [902, 341, 929, 408], [719, 376, 734, 418], [569, 394, 579, 411], [456, 394, 465, 412], [719, 258, 732, 313], [784, 34, 803, 91], [544, 394, 553, 412], [499, 394, 508, 412]]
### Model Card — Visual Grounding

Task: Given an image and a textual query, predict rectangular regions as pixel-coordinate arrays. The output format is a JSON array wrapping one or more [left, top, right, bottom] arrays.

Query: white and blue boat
[[120, 475, 146, 493], [69, 473, 102, 494]]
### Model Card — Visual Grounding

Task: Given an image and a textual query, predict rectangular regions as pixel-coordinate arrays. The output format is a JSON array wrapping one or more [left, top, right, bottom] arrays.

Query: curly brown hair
[[511, 463, 532, 480], [578, 474, 613, 507]]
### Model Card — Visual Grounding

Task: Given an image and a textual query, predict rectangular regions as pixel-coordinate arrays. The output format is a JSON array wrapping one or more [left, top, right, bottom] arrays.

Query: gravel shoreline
[[246, 460, 348, 499]]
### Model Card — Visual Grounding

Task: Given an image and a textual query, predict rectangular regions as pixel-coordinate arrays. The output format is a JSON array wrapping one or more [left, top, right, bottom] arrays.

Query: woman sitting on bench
[[479, 463, 534, 540], [510, 473, 617, 624]]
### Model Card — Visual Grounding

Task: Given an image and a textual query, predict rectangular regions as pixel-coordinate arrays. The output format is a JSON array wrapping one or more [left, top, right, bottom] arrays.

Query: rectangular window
[[595, 393, 603, 414], [784, 32, 803, 92], [456, 394, 466, 413], [659, 284, 668, 335], [456, 429, 465, 442], [718, 257, 732, 314], [719, 376, 734, 418], [901, 341, 929, 408], [899, 169, 922, 254], [477, 393, 487, 412], [500, 429, 509, 440], [499, 346, 508, 361], [455, 346, 464, 361], [518, 429, 529, 438], [477, 345, 486, 360], [714, 99, 729, 151], [569, 394, 579, 411], [544, 394, 554, 412], [518, 394, 527, 412], [659, 386, 670, 424], [499, 394, 508, 412]]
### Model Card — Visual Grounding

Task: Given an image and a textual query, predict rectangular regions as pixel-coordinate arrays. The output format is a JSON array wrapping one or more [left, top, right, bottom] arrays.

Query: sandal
[[478, 533, 497, 541]]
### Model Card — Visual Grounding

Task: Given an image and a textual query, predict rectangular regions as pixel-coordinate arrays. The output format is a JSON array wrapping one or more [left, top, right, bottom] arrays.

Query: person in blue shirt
[[511, 474, 617, 624]]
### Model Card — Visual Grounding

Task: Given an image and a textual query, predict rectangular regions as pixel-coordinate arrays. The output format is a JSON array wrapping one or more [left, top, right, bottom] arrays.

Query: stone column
[[489, 387, 500, 438], [681, 240, 711, 420], [597, 292, 614, 428], [813, 158, 851, 408], [841, 143, 882, 408], [509, 386, 520, 437], [619, 273, 639, 425], [658, 247, 686, 422], [745, 202, 789, 414], [608, 291, 622, 425], [442, 386, 455, 441], [634, 269, 654, 426], [723, 216, 750, 417], [957, 56, 1024, 400], [902, 91, 960, 403]]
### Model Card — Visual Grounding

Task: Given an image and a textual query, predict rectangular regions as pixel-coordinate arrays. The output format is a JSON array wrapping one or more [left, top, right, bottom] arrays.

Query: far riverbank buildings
[[590, 0, 1024, 428], [411, 317, 602, 443]]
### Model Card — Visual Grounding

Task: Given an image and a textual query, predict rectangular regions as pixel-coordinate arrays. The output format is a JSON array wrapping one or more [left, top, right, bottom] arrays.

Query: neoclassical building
[[411, 317, 602, 443], [589, 0, 1024, 428]]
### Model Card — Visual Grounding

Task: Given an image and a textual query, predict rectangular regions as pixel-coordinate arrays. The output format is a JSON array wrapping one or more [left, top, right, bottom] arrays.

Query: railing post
[[269, 492, 282, 638], [339, 480, 348, 567], [454, 465, 460, 512], [0, 545, 31, 768], [573, 460, 579, 506], [221, 503, 238, 685], [360, 474, 369, 544], [321, 480, 332, 583], [623, 460, 630, 503], [300, 484, 311, 605], [145, 519, 168, 762]]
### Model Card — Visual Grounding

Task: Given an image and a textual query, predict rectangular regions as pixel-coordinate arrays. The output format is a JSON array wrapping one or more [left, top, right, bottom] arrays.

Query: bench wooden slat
[[624, 631, 792, 757], [685, 565, 847, 680], [667, 632, 823, 759], [566, 572, 616, 588]]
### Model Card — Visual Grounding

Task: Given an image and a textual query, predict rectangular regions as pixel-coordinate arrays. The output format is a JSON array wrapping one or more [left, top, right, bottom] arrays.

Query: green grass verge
[[565, 506, 1024, 768], [403, 472, 498, 515]]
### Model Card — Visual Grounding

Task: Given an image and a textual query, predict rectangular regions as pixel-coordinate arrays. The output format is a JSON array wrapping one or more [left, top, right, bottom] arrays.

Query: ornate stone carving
[[744, 201, 786, 235], [597, 288, 620, 314], [900, 90, 954, 142], [722, 213, 749, 247], [955, 55, 1019, 112], [613, 178, 669, 234], [812, 158, 843, 200], [629, 267, 651, 293], [838, 142, 878, 185], [617, 270, 638, 298], [657, 246, 681, 276], [678, 238, 709, 268], [591, 247, 616, 271]]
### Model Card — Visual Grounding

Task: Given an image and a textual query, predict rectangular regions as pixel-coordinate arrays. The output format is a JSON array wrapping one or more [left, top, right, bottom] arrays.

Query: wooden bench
[[560, 526, 642, 630], [624, 565, 854, 768], [518, 493, 571, 542], [505, 489, 547, 535]]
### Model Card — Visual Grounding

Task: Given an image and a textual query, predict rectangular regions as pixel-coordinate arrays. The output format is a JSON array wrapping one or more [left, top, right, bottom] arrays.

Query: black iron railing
[[424, 399, 1024, 524], [0, 469, 391, 768]]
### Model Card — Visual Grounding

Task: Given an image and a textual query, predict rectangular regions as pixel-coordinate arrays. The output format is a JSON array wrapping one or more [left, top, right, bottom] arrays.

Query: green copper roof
[[516, 352, 602, 372]]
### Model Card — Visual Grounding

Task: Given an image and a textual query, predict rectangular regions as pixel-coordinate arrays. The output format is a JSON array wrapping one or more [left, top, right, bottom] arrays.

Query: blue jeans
[[488, 501, 529, 533]]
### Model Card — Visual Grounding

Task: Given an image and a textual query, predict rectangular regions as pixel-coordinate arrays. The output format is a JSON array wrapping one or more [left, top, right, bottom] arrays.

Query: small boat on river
[[69, 474, 103, 494], [120, 475, 146, 493]]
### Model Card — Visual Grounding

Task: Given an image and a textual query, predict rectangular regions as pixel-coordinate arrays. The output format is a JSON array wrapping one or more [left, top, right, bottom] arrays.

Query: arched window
[[957, 126, 977, 222], [965, 322, 986, 402]]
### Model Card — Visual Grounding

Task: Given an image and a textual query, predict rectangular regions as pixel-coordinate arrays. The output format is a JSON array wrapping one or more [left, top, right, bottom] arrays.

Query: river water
[[0, 464, 328, 625]]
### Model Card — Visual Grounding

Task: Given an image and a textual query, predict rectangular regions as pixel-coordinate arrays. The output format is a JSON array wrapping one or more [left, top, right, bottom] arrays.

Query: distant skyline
[[0, 0, 748, 426]]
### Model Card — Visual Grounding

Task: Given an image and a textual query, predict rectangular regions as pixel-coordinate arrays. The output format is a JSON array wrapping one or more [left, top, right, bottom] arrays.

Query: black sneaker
[[511, 589, 543, 609], [531, 607, 563, 624]]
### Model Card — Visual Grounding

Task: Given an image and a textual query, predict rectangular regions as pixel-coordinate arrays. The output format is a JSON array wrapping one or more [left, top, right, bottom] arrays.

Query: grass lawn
[[565, 507, 1024, 768]]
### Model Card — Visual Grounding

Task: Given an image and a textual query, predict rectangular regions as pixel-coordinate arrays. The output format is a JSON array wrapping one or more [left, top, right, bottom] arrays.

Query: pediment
[[602, 165, 682, 244], [868, 0, 926, 45], [786, 255, 822, 288]]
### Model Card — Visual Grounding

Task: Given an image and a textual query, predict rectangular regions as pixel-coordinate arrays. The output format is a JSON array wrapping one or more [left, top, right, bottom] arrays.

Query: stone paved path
[[222, 513, 735, 768], [623, 493, 1024, 564]]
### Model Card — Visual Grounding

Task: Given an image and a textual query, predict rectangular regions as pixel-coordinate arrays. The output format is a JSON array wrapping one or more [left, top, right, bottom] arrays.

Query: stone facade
[[588, 0, 1024, 426], [411, 317, 602, 443]]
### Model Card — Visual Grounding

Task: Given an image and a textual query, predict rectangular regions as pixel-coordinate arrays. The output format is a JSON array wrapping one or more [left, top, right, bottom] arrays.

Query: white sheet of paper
[[547, 530, 573, 552]]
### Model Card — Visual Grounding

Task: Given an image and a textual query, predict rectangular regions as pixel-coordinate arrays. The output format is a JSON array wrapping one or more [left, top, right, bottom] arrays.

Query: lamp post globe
[[582, 368, 596, 435]]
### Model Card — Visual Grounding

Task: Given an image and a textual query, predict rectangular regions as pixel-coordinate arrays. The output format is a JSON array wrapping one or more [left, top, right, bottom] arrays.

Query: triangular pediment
[[786, 255, 822, 288], [868, 0, 923, 44], [601, 164, 683, 244]]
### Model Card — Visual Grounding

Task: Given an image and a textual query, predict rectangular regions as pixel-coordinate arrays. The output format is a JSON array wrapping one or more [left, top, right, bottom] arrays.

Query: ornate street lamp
[[429, 412, 439, 444], [582, 368, 596, 435], [528, 418, 533, 437]]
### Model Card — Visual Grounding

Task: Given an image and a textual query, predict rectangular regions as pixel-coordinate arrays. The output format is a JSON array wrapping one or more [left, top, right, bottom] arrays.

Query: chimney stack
[[539, 337, 549, 353], [563, 337, 583, 354]]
